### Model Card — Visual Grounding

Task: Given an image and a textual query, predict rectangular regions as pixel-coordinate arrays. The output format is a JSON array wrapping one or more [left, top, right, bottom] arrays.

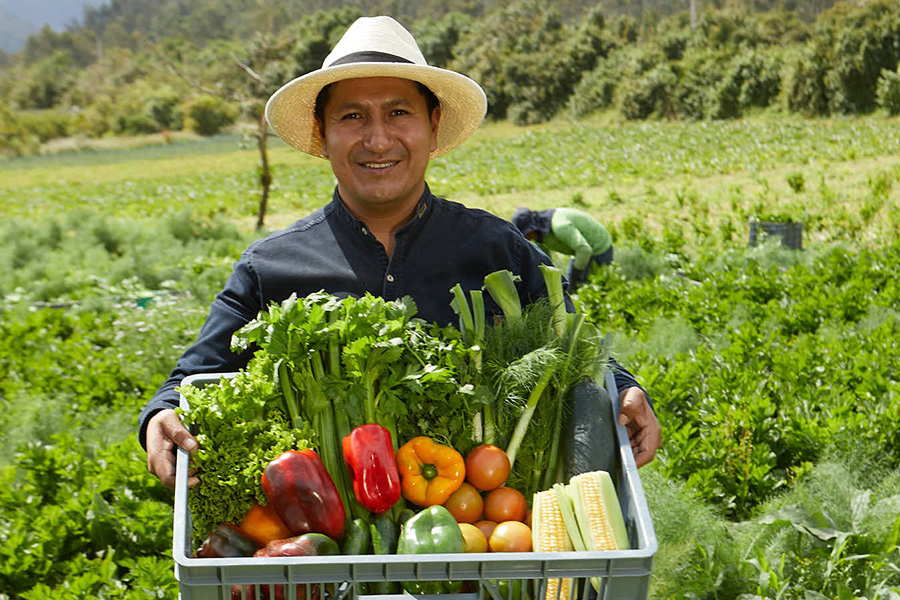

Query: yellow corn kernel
[[568, 471, 629, 552], [532, 489, 574, 600]]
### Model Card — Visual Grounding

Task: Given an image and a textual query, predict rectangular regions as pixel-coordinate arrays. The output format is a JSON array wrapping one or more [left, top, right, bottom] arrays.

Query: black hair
[[314, 80, 440, 137]]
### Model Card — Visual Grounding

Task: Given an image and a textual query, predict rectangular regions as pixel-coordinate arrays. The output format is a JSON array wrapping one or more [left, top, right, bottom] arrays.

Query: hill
[[0, 0, 105, 52]]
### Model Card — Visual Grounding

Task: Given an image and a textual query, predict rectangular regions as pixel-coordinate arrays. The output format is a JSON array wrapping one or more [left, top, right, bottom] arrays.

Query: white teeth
[[363, 162, 396, 169]]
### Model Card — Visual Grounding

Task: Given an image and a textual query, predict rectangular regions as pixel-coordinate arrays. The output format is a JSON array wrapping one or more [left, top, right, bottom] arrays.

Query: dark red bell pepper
[[342, 424, 401, 513], [196, 523, 260, 558], [261, 449, 346, 541], [255, 532, 341, 557], [230, 534, 340, 600]]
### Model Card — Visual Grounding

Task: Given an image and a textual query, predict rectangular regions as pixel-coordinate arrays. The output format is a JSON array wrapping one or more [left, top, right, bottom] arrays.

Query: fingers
[[146, 409, 198, 489], [616, 387, 662, 468], [630, 421, 661, 468], [617, 387, 644, 427]]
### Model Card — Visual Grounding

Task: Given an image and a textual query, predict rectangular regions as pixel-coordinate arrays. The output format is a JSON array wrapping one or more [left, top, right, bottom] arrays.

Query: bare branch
[[163, 60, 238, 101], [232, 53, 264, 83]]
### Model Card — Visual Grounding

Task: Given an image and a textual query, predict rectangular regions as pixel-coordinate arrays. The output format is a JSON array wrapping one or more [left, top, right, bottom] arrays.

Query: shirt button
[[361, 227, 368, 236], [386, 274, 395, 283]]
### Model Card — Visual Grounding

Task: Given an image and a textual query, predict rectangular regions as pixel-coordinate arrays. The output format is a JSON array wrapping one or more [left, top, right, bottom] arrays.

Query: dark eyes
[[339, 109, 410, 121]]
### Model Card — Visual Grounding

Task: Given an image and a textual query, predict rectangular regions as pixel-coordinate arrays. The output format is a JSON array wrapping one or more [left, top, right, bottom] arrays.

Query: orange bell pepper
[[396, 436, 466, 507], [239, 502, 292, 546]]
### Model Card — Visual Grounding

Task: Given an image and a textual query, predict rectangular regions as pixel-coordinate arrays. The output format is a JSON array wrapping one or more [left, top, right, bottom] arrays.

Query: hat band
[[329, 50, 416, 67]]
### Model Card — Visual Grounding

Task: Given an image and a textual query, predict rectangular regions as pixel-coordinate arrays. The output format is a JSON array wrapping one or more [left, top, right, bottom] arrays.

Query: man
[[141, 16, 661, 489], [512, 207, 613, 292]]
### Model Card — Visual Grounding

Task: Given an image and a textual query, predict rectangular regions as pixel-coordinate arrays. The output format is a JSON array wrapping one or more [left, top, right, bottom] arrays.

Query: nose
[[362, 116, 392, 154]]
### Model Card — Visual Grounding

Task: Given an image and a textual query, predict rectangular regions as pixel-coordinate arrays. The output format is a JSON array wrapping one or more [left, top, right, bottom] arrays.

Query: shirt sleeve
[[137, 255, 262, 449], [608, 356, 652, 411]]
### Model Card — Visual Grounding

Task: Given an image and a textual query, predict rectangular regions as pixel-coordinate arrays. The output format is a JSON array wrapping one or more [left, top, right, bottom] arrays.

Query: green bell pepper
[[397, 505, 466, 594]]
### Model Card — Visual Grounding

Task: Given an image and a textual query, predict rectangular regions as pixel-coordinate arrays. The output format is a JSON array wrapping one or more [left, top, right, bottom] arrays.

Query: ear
[[430, 106, 442, 153], [317, 120, 329, 158]]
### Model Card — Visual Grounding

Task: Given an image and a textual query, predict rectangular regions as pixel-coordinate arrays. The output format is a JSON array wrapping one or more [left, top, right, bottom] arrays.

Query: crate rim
[[172, 369, 657, 578]]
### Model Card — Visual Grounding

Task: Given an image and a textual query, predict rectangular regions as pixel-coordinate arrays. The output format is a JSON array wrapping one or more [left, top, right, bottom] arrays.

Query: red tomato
[[475, 520, 498, 542], [483, 487, 527, 523], [489, 521, 533, 552], [443, 482, 484, 523], [465, 445, 511, 491]]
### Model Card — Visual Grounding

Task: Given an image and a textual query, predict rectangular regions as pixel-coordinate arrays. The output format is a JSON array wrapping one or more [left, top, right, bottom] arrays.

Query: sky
[[0, 0, 106, 52]]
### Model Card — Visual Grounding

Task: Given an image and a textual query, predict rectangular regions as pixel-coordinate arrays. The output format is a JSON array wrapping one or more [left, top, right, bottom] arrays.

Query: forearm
[[572, 244, 592, 271], [138, 259, 261, 449]]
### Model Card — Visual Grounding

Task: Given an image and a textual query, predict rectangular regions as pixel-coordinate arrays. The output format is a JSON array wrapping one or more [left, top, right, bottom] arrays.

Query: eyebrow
[[332, 97, 415, 114]]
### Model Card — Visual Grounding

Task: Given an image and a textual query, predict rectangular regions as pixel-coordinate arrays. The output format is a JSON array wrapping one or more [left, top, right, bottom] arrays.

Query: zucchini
[[563, 379, 618, 480], [340, 518, 371, 555]]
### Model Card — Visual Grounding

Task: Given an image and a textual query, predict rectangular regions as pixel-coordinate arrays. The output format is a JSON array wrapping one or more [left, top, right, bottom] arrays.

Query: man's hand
[[146, 409, 199, 489], [617, 387, 661, 468]]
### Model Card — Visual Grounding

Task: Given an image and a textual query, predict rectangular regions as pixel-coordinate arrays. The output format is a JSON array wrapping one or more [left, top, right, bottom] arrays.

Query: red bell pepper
[[261, 449, 345, 541], [342, 424, 401, 513]]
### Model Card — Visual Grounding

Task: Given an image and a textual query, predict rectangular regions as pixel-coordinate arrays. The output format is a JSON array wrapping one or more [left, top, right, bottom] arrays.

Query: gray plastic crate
[[748, 220, 803, 250], [173, 370, 657, 600]]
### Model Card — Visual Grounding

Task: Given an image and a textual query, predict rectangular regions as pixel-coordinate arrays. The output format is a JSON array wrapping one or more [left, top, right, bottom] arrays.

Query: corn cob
[[531, 488, 574, 600], [532, 471, 631, 599], [567, 471, 629, 552]]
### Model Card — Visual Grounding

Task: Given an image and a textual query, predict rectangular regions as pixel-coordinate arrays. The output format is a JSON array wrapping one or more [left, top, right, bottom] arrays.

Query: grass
[[4, 115, 899, 250]]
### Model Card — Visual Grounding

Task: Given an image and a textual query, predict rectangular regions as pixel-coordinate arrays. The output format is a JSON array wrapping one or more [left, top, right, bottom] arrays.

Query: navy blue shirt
[[138, 185, 643, 448]]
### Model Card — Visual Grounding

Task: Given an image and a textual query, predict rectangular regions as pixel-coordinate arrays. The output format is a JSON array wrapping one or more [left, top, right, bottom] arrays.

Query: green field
[[1, 116, 899, 599]]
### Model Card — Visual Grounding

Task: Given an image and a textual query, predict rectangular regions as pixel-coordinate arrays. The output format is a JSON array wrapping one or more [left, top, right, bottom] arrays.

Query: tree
[[451, 0, 609, 124], [232, 33, 296, 230]]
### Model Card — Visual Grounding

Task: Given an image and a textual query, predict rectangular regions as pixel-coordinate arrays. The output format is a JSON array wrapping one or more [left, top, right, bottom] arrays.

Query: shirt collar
[[328, 184, 435, 236]]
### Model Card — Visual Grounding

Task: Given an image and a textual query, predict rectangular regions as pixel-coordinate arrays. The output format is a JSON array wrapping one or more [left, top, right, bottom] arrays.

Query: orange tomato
[[459, 523, 489, 553], [443, 482, 484, 523], [483, 487, 527, 523], [465, 445, 511, 491], [489, 521, 532, 552]]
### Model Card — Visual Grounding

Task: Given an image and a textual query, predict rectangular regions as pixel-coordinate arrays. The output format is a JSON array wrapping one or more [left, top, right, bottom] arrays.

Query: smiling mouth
[[361, 161, 398, 169]]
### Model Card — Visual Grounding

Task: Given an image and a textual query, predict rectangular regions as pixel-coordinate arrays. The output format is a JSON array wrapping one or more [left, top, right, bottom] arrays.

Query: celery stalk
[[484, 269, 523, 322], [539, 264, 567, 339]]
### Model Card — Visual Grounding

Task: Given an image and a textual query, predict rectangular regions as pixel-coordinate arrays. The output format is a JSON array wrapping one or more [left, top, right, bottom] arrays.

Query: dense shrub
[[877, 66, 900, 115], [183, 94, 238, 136], [619, 63, 677, 120], [144, 87, 184, 131], [451, 0, 613, 123], [16, 109, 77, 141], [783, 46, 830, 116], [411, 11, 474, 69], [0, 104, 78, 154], [9, 50, 78, 110], [568, 55, 622, 117], [819, 0, 900, 114]]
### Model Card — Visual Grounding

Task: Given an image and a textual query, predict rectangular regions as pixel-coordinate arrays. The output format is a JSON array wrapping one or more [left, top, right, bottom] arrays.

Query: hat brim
[[265, 63, 488, 159]]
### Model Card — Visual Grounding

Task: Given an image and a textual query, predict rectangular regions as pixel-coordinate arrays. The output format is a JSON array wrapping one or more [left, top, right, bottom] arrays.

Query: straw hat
[[265, 16, 488, 159]]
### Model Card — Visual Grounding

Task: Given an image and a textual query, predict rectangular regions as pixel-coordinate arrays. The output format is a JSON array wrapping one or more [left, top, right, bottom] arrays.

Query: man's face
[[321, 77, 440, 215]]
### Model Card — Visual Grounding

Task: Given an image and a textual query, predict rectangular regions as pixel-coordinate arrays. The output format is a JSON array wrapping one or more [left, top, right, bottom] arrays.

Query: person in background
[[512, 207, 613, 292], [140, 16, 661, 490]]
